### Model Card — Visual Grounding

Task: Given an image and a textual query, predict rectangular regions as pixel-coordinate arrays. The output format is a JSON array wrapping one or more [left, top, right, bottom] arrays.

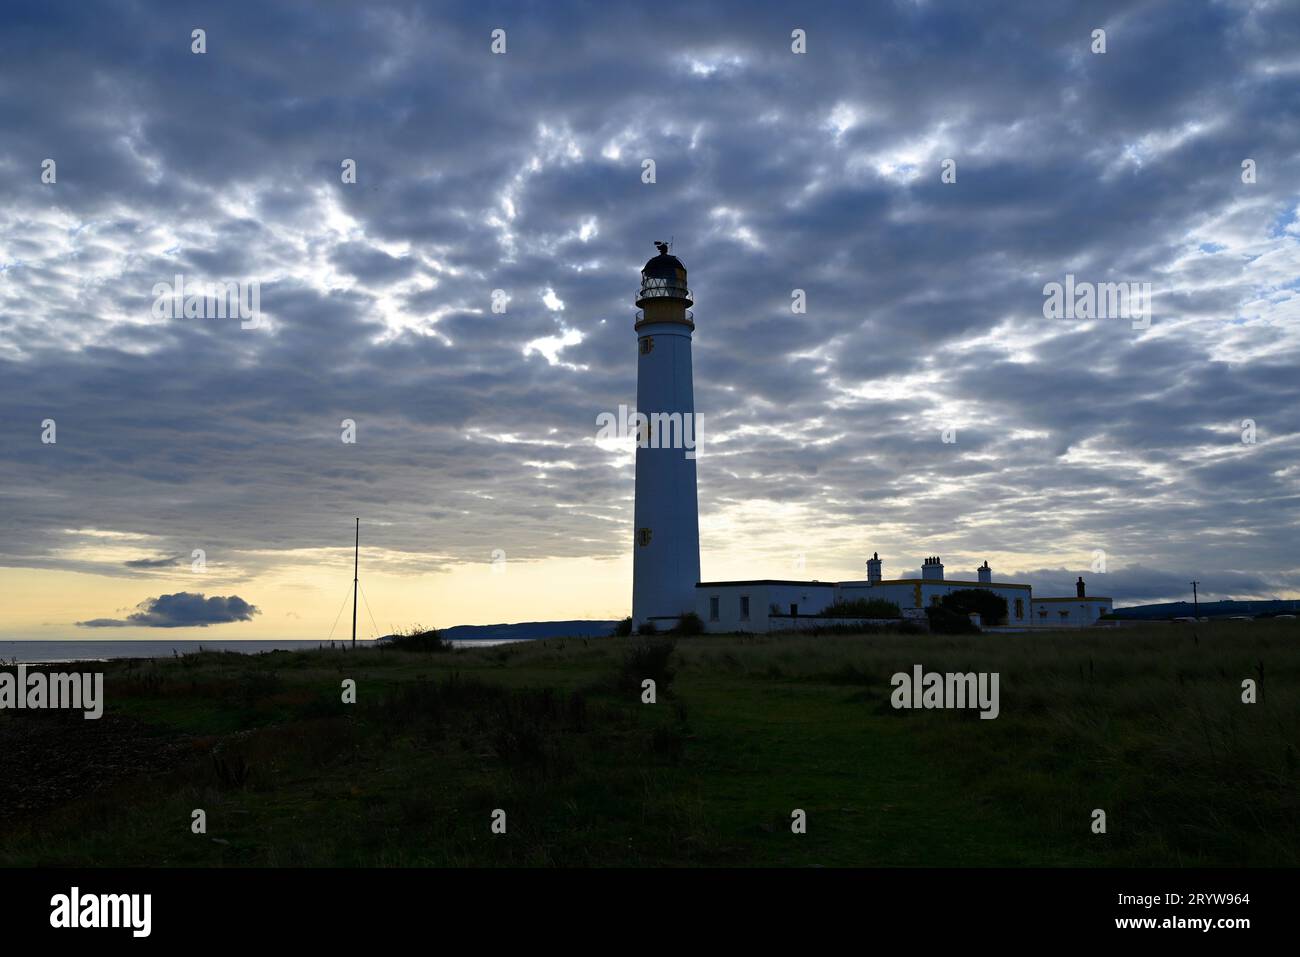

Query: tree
[[940, 589, 1008, 626]]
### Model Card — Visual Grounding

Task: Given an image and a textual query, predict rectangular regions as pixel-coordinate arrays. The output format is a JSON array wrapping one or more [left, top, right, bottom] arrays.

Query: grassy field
[[2, 620, 1297, 867]]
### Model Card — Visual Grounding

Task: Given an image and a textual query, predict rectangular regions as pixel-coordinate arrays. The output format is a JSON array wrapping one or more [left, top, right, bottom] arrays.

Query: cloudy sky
[[1, 0, 1297, 638]]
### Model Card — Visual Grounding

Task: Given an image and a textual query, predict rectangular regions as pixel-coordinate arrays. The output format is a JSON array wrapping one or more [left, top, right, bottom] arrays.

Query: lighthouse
[[631, 242, 701, 629]]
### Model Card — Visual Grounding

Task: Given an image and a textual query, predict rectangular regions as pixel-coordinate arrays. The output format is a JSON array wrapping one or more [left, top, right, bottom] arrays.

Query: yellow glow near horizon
[[0, 555, 639, 641], [2, 498, 1168, 642]]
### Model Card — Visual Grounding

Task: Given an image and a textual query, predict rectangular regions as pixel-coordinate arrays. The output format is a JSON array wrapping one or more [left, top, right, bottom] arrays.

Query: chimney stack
[[922, 556, 944, 581], [866, 551, 882, 585], [978, 560, 992, 584]]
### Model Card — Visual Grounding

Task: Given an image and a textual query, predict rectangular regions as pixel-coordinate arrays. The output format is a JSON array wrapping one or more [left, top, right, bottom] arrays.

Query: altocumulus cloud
[[78, 593, 261, 629]]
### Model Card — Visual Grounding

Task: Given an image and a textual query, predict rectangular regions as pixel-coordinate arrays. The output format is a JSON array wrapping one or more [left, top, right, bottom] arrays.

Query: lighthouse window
[[739, 596, 750, 621], [637, 528, 652, 547], [709, 596, 719, 621], [639, 337, 654, 355], [1014, 598, 1024, 619]]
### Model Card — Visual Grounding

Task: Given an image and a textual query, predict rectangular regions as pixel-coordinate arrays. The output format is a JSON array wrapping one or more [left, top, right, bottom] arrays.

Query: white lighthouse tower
[[631, 242, 700, 629]]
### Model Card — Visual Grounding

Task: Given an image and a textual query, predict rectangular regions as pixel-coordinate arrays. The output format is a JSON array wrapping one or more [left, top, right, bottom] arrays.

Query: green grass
[[1, 621, 1297, 866]]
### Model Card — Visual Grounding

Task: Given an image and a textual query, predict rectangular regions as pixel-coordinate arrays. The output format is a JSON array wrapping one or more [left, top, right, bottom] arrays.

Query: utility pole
[[1190, 580, 1200, 620], [352, 517, 360, 649]]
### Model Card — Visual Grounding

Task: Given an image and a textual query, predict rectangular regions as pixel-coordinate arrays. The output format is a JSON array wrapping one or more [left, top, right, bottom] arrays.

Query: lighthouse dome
[[642, 251, 686, 278], [637, 242, 692, 308]]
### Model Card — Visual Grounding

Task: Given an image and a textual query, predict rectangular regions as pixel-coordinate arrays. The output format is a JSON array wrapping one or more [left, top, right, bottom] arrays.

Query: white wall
[[766, 583, 836, 618], [695, 580, 1111, 632], [1030, 598, 1113, 627], [697, 583, 836, 632]]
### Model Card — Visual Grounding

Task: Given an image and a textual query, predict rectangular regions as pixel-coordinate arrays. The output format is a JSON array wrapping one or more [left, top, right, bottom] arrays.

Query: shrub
[[638, 620, 658, 636], [616, 637, 677, 694], [385, 623, 452, 653], [925, 604, 980, 634], [821, 598, 902, 619], [612, 616, 634, 637], [674, 611, 705, 635]]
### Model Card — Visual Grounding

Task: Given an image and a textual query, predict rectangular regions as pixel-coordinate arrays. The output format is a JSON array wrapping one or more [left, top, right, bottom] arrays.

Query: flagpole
[[351, 517, 359, 649]]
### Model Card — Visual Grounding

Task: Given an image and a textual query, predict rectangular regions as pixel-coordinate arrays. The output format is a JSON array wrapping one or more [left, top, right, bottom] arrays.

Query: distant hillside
[[385, 620, 620, 643], [1113, 599, 1300, 620]]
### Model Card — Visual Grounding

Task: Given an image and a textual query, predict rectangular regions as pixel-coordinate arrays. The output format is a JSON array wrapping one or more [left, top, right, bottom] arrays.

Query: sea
[[0, 638, 519, 664]]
